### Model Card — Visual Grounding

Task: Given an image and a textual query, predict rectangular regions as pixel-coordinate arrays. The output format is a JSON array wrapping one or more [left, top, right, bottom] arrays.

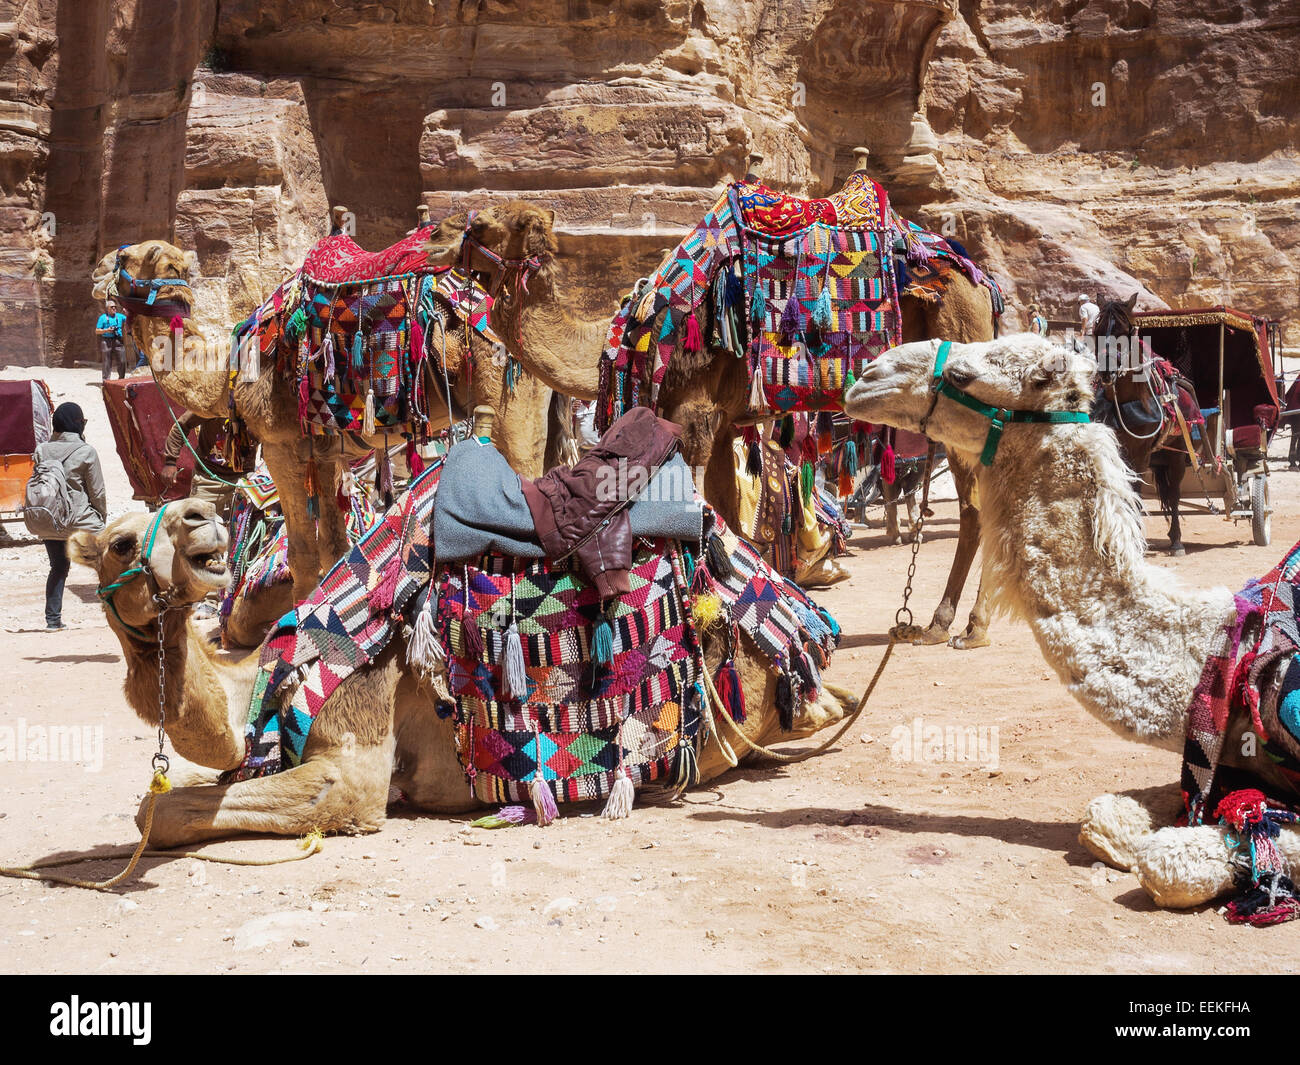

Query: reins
[[95, 504, 172, 641]]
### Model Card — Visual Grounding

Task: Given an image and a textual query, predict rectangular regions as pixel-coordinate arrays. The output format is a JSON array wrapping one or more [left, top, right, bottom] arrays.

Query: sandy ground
[[2, 367, 1300, 974]]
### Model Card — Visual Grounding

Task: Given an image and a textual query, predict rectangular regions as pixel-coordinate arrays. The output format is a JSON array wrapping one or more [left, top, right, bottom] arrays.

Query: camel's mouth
[[183, 542, 230, 590]]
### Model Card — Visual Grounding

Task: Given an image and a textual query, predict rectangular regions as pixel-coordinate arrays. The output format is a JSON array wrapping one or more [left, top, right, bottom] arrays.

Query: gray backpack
[[23, 447, 76, 539]]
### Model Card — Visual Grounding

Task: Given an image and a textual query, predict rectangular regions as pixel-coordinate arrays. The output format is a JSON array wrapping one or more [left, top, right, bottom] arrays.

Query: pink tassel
[[683, 310, 703, 354], [298, 372, 309, 423], [881, 442, 896, 485], [407, 440, 425, 477], [169, 315, 184, 334], [530, 775, 558, 827], [369, 558, 401, 612], [411, 318, 425, 363]]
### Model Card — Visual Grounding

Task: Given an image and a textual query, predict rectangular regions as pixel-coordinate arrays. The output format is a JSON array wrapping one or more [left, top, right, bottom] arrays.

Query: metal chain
[[894, 441, 937, 631], [152, 597, 170, 777]]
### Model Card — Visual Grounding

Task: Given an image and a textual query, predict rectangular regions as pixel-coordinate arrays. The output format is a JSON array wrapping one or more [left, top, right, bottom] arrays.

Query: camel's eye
[[110, 536, 135, 557], [945, 364, 976, 388]]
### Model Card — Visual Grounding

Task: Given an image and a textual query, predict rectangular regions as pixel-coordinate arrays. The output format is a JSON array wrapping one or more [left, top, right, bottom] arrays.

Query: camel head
[[92, 240, 196, 312], [69, 499, 229, 638], [423, 200, 559, 303], [845, 335, 1096, 462]]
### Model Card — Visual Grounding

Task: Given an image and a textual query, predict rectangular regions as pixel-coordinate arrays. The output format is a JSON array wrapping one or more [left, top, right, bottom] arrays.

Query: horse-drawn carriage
[[1131, 306, 1283, 546], [0, 379, 53, 529]]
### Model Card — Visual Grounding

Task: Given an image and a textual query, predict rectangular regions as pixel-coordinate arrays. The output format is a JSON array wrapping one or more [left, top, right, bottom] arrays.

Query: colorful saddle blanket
[[231, 229, 501, 442], [1181, 540, 1300, 924], [597, 173, 1004, 436], [231, 448, 841, 798]]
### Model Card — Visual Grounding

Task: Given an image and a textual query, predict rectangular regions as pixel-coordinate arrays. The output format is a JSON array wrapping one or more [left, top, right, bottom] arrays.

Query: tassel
[[746, 441, 762, 477], [410, 317, 425, 362], [818, 606, 841, 641], [706, 533, 733, 580], [297, 372, 309, 424], [683, 309, 703, 353], [793, 649, 819, 692], [748, 358, 767, 412], [501, 621, 527, 700], [239, 332, 260, 383], [460, 616, 484, 662], [779, 295, 803, 339], [406, 439, 425, 477], [800, 459, 814, 504], [843, 364, 857, 396], [881, 441, 896, 485], [363, 387, 376, 436], [351, 330, 365, 373], [846, 438, 858, 476], [321, 331, 335, 379], [406, 604, 446, 675], [751, 283, 766, 324], [778, 415, 795, 449], [812, 283, 832, 330], [529, 775, 558, 827], [592, 613, 613, 665], [286, 305, 307, 342], [781, 511, 792, 536], [838, 469, 853, 496], [800, 433, 817, 464], [715, 658, 747, 722], [601, 764, 634, 821], [775, 672, 794, 731], [673, 741, 699, 793], [470, 805, 535, 829], [634, 285, 657, 323], [690, 592, 723, 630]]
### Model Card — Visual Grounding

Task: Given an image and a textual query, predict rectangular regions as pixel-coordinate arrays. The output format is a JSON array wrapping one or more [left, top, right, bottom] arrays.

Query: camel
[[92, 203, 606, 610], [652, 241, 997, 649], [69, 500, 855, 848], [843, 332, 1298, 909]]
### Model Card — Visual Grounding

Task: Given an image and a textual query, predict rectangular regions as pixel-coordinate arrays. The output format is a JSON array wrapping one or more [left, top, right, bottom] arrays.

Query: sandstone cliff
[[2, 0, 1296, 366]]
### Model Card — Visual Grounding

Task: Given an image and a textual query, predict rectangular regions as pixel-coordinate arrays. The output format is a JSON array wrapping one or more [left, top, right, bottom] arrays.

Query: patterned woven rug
[[231, 230, 501, 442], [230, 462, 841, 797], [441, 545, 701, 805], [597, 174, 1004, 435]]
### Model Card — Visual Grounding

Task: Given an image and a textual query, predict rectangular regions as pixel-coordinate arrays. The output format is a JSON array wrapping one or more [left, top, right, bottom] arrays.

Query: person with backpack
[[96, 299, 128, 380], [25, 403, 106, 630]]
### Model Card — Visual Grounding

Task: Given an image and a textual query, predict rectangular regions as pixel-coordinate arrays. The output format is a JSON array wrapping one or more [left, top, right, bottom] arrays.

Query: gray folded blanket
[[433, 441, 703, 562]]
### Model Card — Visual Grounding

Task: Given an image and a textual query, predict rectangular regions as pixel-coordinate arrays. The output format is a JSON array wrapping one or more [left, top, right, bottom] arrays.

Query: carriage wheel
[[1251, 474, 1271, 547]]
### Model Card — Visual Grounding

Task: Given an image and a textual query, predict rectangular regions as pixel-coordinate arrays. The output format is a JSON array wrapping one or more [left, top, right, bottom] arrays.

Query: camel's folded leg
[[1134, 825, 1300, 909], [137, 741, 393, 848], [1078, 793, 1155, 870]]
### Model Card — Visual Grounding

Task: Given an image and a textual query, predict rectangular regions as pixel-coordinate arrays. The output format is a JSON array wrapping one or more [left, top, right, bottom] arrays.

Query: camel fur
[[844, 332, 1295, 909]]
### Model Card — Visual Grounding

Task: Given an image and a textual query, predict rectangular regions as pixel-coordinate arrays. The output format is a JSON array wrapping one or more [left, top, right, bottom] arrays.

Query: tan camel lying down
[[71, 502, 853, 849], [845, 332, 1298, 911]]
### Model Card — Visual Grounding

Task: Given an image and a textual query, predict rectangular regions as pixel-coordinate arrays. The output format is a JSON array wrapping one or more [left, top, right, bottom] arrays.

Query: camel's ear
[[1028, 349, 1067, 388], [140, 244, 163, 277], [68, 530, 101, 570], [541, 208, 556, 229], [182, 250, 198, 276], [1124, 291, 1139, 313]]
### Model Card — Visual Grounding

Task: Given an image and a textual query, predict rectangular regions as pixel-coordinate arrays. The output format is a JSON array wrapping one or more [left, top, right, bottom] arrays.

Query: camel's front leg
[[312, 450, 350, 577], [894, 456, 983, 645], [137, 741, 393, 848], [262, 440, 321, 606], [881, 476, 902, 544]]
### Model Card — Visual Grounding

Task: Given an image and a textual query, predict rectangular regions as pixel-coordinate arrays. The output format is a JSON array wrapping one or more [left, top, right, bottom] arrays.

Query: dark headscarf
[[52, 402, 86, 438]]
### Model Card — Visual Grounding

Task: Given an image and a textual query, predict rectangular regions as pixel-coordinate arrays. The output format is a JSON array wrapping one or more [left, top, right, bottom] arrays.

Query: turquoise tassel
[[751, 284, 766, 325], [812, 284, 833, 330], [352, 330, 365, 373], [593, 614, 613, 665]]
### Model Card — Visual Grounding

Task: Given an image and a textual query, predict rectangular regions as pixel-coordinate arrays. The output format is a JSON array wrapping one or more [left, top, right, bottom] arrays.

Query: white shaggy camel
[[844, 333, 1300, 909]]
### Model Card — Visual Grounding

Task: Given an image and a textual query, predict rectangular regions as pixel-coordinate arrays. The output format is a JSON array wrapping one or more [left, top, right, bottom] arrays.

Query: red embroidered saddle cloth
[[302, 229, 438, 285]]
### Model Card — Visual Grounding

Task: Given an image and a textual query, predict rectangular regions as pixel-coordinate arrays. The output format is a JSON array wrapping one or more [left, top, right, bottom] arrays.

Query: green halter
[[929, 340, 1090, 466], [96, 504, 171, 641]]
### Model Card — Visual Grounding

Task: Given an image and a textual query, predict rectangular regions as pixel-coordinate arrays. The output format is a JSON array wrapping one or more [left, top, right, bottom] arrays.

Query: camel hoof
[[1170, 544, 1185, 557], [948, 629, 990, 650], [888, 534, 903, 546], [890, 622, 950, 646], [1078, 794, 1153, 871]]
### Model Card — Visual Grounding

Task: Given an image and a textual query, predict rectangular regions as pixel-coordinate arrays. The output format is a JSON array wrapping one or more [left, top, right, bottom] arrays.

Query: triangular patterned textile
[[1181, 539, 1300, 823], [598, 173, 900, 427], [230, 458, 443, 779], [229, 228, 502, 443]]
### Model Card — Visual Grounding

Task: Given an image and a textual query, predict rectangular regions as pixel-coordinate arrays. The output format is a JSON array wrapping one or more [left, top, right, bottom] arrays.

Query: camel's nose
[[178, 499, 217, 527]]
